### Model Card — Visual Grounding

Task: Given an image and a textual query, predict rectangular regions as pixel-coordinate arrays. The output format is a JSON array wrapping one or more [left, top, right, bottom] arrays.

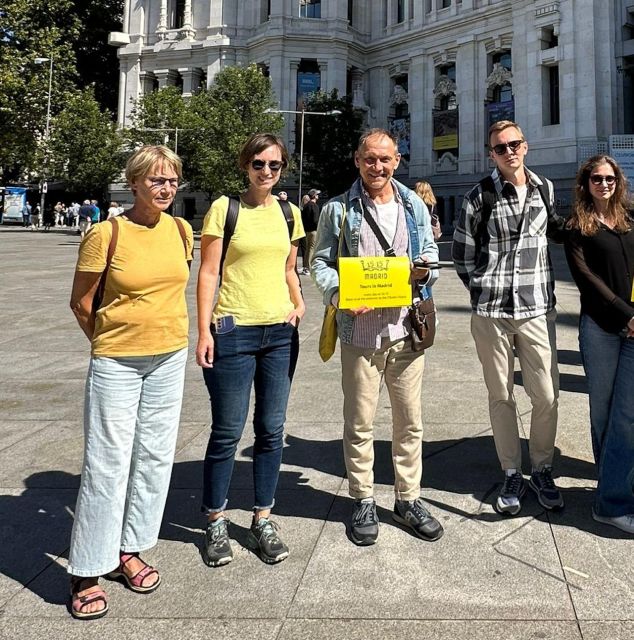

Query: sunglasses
[[589, 175, 616, 186], [148, 177, 179, 189], [491, 140, 524, 155], [250, 159, 284, 172]]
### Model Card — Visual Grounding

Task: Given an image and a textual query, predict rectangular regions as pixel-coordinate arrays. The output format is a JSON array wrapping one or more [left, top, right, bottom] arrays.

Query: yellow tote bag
[[318, 199, 347, 362], [318, 304, 338, 362]]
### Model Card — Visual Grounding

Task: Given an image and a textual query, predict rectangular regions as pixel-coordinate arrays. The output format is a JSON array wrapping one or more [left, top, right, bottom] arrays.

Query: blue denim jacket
[[311, 178, 439, 344]]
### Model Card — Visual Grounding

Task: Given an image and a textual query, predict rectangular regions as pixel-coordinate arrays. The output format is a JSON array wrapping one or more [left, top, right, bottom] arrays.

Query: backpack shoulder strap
[[534, 175, 552, 218], [474, 175, 496, 255], [92, 217, 118, 316], [173, 216, 191, 269], [219, 196, 240, 282], [278, 199, 295, 238]]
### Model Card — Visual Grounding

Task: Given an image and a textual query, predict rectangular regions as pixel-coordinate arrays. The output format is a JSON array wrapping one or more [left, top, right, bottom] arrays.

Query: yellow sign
[[339, 256, 412, 309], [631, 277, 634, 302], [433, 134, 458, 150]]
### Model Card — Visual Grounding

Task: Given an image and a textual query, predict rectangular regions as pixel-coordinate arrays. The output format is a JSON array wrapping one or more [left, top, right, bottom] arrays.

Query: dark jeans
[[579, 314, 634, 517], [202, 322, 299, 513]]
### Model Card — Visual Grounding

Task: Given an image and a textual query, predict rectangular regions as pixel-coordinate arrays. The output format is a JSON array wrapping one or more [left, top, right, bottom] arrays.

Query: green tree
[[301, 90, 365, 198], [48, 88, 124, 199], [126, 65, 284, 197], [185, 64, 284, 197], [0, 0, 80, 182], [71, 0, 124, 114]]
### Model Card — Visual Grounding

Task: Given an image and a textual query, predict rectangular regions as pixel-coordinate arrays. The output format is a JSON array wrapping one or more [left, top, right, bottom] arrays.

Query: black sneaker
[[202, 517, 234, 567], [529, 467, 564, 510], [247, 518, 289, 564], [350, 497, 379, 546], [495, 471, 527, 516], [393, 498, 444, 541]]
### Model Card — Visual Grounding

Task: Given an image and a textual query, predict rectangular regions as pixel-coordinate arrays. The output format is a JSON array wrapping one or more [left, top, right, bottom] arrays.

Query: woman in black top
[[564, 154, 634, 534]]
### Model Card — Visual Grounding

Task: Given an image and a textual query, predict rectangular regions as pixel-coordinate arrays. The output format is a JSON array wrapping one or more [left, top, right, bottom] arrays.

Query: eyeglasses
[[491, 140, 524, 155], [148, 177, 179, 189], [589, 175, 616, 186], [250, 159, 284, 172]]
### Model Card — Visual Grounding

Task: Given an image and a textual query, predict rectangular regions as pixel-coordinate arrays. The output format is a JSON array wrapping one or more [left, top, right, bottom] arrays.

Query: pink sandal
[[70, 577, 109, 620], [108, 552, 161, 594]]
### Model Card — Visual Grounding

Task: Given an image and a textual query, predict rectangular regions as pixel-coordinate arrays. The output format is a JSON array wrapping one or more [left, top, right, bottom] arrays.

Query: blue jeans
[[68, 348, 187, 576], [202, 323, 299, 513], [579, 315, 634, 517]]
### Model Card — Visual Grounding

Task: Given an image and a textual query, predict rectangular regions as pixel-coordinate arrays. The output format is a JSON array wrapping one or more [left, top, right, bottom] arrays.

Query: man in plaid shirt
[[452, 120, 566, 516]]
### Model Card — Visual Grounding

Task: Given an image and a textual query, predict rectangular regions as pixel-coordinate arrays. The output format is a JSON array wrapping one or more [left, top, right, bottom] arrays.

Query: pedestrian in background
[[78, 200, 93, 238], [564, 154, 634, 535], [414, 181, 442, 240], [196, 132, 304, 567], [300, 188, 320, 275], [67, 145, 193, 620], [22, 202, 31, 228]]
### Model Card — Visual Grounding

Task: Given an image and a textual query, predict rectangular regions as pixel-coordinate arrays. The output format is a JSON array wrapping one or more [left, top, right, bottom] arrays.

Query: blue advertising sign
[[2, 187, 27, 223], [297, 72, 320, 108]]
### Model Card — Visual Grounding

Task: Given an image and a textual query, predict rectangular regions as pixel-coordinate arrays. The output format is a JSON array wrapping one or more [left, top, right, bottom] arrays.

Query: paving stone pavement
[[0, 226, 632, 640]]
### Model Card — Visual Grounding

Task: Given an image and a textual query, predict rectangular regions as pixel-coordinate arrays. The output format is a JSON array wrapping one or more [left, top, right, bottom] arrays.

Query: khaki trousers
[[470, 311, 559, 471], [341, 337, 425, 501], [303, 230, 317, 270]]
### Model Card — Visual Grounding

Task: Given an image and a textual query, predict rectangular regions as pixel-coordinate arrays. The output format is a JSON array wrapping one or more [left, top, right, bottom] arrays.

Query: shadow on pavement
[[2, 431, 625, 610]]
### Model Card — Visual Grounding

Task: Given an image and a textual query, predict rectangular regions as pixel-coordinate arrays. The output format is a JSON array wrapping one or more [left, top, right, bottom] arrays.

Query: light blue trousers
[[67, 348, 187, 577]]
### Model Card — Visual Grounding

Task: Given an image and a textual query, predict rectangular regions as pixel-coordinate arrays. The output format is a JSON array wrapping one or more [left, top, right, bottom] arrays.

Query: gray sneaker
[[202, 517, 233, 567], [529, 467, 564, 511], [350, 497, 379, 546], [247, 518, 289, 564], [393, 498, 444, 541], [495, 471, 527, 516]]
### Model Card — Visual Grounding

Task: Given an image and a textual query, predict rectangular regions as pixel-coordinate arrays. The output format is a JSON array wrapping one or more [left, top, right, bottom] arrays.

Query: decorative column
[[154, 69, 179, 88], [351, 68, 369, 111], [157, 0, 167, 38], [182, 0, 195, 39], [179, 68, 202, 97], [457, 35, 478, 174], [408, 54, 427, 177], [323, 57, 347, 95], [288, 59, 300, 152]]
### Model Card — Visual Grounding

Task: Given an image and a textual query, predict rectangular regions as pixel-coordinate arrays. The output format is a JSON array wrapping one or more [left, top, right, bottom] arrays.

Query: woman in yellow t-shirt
[[196, 133, 305, 566], [67, 145, 193, 620]]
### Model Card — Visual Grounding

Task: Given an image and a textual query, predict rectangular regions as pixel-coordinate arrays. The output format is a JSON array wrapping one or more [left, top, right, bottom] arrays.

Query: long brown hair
[[568, 154, 631, 236]]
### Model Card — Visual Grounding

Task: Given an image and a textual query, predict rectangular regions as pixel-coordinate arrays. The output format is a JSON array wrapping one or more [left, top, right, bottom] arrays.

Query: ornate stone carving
[[390, 84, 409, 106], [434, 75, 457, 98], [486, 63, 513, 89], [351, 69, 368, 111]]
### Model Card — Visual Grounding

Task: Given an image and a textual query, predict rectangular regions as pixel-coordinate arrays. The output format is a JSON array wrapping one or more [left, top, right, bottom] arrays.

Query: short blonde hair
[[414, 180, 436, 206], [125, 145, 183, 185], [488, 120, 525, 145]]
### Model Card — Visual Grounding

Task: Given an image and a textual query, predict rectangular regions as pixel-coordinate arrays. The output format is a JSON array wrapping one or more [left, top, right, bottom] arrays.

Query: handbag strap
[[338, 193, 348, 256], [359, 198, 396, 257]]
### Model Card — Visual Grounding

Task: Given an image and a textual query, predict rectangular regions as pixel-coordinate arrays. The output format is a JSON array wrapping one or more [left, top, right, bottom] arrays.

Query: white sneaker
[[592, 510, 634, 534]]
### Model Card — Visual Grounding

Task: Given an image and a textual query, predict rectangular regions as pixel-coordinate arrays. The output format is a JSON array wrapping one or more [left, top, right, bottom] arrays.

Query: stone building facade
[[109, 0, 631, 226]]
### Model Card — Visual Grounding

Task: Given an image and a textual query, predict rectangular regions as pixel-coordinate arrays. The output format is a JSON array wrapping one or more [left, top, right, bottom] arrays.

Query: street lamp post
[[265, 107, 341, 206], [35, 57, 53, 225], [136, 127, 193, 154]]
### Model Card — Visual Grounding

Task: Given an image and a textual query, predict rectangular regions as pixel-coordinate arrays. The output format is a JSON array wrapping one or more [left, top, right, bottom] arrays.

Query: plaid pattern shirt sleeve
[[452, 169, 557, 320]]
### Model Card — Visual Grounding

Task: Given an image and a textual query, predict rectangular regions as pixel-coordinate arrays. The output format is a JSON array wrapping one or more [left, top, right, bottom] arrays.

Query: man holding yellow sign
[[312, 128, 441, 546]]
